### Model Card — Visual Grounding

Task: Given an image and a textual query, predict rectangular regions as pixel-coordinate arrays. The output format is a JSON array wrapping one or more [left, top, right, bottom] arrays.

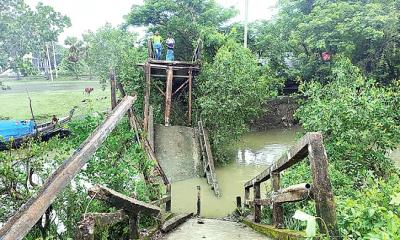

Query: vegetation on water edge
[[258, 58, 400, 238], [0, 112, 161, 239]]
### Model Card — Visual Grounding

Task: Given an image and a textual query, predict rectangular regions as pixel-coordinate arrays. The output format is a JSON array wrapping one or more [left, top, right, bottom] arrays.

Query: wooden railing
[[197, 120, 220, 196], [243, 132, 339, 239]]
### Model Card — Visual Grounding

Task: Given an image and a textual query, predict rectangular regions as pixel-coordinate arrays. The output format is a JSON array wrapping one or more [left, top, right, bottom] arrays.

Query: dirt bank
[[251, 96, 301, 130]]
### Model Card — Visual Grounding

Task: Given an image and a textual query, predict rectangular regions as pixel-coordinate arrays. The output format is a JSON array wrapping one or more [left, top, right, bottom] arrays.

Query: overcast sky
[[26, 0, 277, 44]]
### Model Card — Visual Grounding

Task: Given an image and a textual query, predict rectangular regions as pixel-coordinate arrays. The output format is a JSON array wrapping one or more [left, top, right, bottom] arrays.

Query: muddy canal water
[[171, 128, 400, 218]]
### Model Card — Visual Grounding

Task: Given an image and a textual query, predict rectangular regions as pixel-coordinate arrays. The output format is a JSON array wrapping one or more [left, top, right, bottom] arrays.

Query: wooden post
[[253, 183, 261, 223], [129, 214, 139, 240], [188, 68, 193, 126], [236, 196, 242, 208], [272, 172, 284, 228], [196, 185, 201, 216], [0, 96, 136, 240], [164, 66, 173, 126], [143, 63, 151, 131], [308, 135, 339, 239], [244, 187, 250, 208], [76, 211, 127, 240], [148, 106, 154, 150], [166, 184, 171, 212], [110, 69, 117, 110]]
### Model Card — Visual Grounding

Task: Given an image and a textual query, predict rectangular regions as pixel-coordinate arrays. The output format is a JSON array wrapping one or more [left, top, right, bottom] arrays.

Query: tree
[[83, 24, 146, 113], [251, 0, 400, 84], [60, 37, 87, 79], [197, 39, 281, 161], [125, 0, 237, 60], [295, 57, 400, 178], [0, 0, 70, 77]]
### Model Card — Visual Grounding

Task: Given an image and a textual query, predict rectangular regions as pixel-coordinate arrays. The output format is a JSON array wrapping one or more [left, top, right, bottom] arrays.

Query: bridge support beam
[[164, 66, 173, 126], [188, 68, 193, 126], [144, 63, 151, 131]]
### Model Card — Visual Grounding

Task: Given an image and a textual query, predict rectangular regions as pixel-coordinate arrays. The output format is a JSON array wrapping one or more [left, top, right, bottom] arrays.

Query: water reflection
[[237, 144, 290, 166]]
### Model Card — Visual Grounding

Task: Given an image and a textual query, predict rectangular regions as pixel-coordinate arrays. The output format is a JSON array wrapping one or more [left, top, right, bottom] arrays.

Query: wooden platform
[[139, 60, 200, 127]]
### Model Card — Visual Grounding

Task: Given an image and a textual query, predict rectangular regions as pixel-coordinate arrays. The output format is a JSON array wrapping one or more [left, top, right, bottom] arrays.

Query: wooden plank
[[161, 213, 193, 233], [203, 128, 220, 196], [188, 69, 192, 126], [148, 106, 154, 151], [244, 132, 319, 189], [164, 66, 173, 126], [149, 59, 198, 66], [0, 96, 136, 240], [151, 195, 171, 206], [172, 79, 189, 96], [151, 74, 190, 78], [254, 189, 311, 206], [89, 185, 161, 216], [308, 134, 339, 238], [143, 63, 151, 131], [166, 184, 171, 212], [197, 121, 215, 191], [137, 63, 200, 71]]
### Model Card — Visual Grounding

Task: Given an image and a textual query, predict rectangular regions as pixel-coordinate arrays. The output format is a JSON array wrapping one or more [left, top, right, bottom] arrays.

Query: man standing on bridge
[[151, 31, 163, 60]]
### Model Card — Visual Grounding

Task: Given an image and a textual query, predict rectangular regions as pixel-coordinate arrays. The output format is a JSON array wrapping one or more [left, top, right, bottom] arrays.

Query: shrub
[[295, 57, 400, 178], [197, 39, 281, 161]]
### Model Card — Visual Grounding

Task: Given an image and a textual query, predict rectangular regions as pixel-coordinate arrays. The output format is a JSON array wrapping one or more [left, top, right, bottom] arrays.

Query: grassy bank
[[0, 77, 110, 120]]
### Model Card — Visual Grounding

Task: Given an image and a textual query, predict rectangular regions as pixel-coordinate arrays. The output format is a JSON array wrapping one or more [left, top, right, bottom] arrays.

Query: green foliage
[[197, 40, 280, 161], [336, 174, 400, 239], [0, 0, 70, 73], [0, 112, 160, 239], [250, 0, 400, 84], [125, 0, 238, 60], [83, 25, 146, 112], [295, 57, 400, 177], [59, 37, 88, 79]]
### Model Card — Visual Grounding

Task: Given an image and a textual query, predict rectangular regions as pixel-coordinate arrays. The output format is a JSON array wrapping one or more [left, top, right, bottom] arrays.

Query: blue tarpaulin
[[0, 120, 36, 141]]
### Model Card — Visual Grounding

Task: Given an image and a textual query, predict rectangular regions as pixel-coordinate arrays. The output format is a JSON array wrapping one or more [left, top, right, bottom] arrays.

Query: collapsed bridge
[[0, 39, 339, 240]]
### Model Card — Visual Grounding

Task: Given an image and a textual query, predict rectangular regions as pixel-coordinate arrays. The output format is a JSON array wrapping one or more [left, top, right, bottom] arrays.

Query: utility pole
[[244, 0, 249, 48], [46, 43, 54, 82], [52, 42, 58, 78]]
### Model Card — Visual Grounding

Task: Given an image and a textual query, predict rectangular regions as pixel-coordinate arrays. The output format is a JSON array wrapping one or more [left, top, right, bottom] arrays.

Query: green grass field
[[0, 77, 111, 121]]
